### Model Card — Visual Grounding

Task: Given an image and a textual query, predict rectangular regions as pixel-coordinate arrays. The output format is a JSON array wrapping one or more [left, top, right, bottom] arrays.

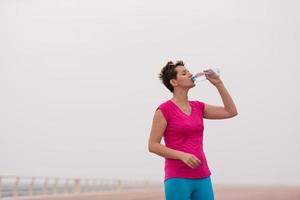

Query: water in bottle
[[191, 68, 220, 83]]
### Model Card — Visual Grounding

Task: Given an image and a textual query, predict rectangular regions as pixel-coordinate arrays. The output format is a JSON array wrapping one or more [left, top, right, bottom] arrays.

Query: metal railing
[[0, 175, 160, 199]]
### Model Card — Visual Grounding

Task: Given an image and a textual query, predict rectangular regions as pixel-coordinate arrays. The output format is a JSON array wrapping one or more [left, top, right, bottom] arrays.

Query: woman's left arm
[[203, 69, 238, 119]]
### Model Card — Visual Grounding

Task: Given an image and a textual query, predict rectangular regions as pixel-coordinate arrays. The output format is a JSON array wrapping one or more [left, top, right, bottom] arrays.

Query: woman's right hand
[[179, 152, 201, 169]]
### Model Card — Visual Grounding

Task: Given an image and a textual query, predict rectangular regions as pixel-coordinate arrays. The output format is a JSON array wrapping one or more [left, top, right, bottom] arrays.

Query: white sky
[[1, 0, 299, 186]]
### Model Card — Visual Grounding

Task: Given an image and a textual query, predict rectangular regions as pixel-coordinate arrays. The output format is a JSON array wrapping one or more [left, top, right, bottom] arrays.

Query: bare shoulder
[[148, 108, 167, 147], [153, 108, 167, 123]]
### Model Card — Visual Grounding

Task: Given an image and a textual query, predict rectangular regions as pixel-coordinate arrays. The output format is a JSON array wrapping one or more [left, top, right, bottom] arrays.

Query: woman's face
[[171, 65, 195, 89]]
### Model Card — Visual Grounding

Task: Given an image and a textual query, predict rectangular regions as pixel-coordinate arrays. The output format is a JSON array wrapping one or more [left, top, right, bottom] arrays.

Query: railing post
[[43, 177, 49, 195], [144, 180, 149, 189], [92, 179, 97, 192], [29, 177, 35, 196], [64, 178, 69, 194], [117, 179, 122, 190], [74, 178, 81, 193], [0, 176, 2, 200], [85, 179, 89, 192], [53, 177, 58, 195], [13, 176, 20, 197]]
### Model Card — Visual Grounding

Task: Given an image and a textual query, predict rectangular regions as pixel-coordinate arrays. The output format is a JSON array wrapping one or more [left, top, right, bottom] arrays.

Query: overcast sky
[[1, 0, 299, 186]]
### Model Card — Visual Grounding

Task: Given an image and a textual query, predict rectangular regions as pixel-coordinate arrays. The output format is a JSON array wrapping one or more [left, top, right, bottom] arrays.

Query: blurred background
[[1, 0, 300, 199]]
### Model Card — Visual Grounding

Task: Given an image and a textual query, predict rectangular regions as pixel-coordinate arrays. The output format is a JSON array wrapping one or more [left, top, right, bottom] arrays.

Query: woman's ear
[[170, 79, 177, 87]]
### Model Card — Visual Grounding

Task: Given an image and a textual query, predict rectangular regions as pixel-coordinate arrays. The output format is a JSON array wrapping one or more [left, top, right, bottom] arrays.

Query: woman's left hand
[[204, 69, 223, 86]]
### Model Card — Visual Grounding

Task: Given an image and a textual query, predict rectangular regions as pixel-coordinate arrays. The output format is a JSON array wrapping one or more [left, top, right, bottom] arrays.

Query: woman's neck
[[171, 90, 189, 106]]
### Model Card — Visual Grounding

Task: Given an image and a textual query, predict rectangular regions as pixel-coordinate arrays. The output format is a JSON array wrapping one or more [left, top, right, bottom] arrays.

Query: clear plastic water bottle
[[191, 68, 220, 83]]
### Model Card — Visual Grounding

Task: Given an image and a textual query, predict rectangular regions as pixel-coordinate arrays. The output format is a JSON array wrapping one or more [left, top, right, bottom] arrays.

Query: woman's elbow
[[148, 145, 153, 152], [148, 143, 154, 152], [224, 110, 238, 119], [148, 142, 158, 153], [230, 111, 238, 118]]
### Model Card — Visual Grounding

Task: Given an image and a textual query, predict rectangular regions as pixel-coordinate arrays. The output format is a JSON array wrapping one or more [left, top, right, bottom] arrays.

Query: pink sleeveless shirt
[[157, 99, 212, 181]]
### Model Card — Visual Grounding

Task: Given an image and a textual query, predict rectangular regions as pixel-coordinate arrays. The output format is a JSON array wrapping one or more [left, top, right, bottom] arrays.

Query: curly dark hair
[[159, 60, 185, 93]]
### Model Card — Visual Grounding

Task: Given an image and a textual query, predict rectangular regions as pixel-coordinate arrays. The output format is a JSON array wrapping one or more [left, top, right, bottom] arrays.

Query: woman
[[148, 60, 238, 200]]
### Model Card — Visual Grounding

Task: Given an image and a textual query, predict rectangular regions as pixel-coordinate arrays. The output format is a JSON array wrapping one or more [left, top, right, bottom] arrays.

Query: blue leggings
[[164, 176, 214, 200]]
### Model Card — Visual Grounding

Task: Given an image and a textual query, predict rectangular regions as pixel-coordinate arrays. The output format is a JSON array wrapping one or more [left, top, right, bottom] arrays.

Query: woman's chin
[[190, 83, 196, 88]]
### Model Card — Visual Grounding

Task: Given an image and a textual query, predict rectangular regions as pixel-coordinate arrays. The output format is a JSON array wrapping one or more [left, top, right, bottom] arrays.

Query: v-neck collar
[[169, 100, 193, 117]]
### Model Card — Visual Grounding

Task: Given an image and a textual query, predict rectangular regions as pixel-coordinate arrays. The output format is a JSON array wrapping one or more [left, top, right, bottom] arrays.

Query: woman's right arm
[[148, 109, 201, 168], [148, 109, 183, 159], [148, 109, 201, 169]]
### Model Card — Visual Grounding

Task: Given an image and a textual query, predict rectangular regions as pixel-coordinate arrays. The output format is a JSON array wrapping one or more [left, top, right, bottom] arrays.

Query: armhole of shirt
[[156, 105, 169, 122], [196, 100, 205, 115]]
